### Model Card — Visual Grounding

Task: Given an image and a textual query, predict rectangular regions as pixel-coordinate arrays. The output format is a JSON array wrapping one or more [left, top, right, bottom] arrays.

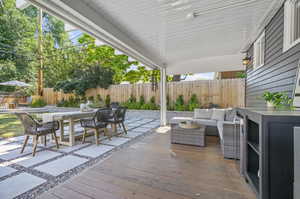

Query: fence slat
[[42, 79, 245, 108]]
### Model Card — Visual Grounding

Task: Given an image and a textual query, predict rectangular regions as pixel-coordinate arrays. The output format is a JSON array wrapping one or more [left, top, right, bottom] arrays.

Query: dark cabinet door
[[268, 122, 294, 199]]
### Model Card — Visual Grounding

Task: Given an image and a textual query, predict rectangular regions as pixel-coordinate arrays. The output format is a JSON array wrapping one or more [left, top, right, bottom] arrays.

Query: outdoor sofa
[[170, 108, 240, 159]]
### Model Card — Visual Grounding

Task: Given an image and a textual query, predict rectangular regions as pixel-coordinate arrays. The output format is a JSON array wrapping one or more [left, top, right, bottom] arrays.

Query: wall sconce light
[[242, 56, 251, 66]]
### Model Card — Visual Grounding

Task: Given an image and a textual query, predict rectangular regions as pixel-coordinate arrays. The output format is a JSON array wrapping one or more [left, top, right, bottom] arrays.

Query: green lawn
[[0, 114, 24, 138]]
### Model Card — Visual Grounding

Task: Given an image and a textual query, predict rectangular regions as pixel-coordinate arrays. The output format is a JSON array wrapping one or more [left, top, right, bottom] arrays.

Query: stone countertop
[[236, 107, 300, 116]]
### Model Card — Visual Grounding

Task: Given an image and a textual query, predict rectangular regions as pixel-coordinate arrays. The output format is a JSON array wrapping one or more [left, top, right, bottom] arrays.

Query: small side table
[[170, 123, 206, 147]]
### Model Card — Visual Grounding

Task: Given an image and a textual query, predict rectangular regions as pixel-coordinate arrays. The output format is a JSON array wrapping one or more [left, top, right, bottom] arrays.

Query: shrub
[[89, 101, 105, 108], [105, 94, 111, 107], [141, 103, 153, 110], [122, 100, 140, 109], [57, 99, 65, 107], [57, 97, 80, 107], [87, 96, 94, 102], [140, 97, 158, 110], [121, 94, 140, 109], [139, 95, 145, 107], [88, 94, 105, 108], [167, 95, 174, 111], [130, 102, 141, 109], [96, 94, 102, 102], [236, 72, 246, 78], [150, 96, 159, 110], [30, 98, 47, 108], [186, 94, 200, 111], [174, 95, 185, 111], [150, 96, 155, 104], [122, 95, 158, 110], [81, 96, 87, 103], [128, 94, 136, 103]]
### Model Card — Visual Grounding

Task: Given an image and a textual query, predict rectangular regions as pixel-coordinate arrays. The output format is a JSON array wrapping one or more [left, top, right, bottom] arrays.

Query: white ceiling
[[28, 0, 284, 74]]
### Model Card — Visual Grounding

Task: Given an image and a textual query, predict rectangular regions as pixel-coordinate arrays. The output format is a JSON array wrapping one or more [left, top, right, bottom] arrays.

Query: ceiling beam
[[27, 0, 164, 69]]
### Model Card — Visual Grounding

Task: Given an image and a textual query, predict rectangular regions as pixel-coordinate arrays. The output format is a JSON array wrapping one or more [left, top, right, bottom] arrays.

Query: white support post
[[160, 67, 167, 126]]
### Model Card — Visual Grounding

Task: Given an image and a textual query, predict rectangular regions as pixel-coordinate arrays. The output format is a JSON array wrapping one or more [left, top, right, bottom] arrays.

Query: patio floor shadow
[[38, 130, 255, 199]]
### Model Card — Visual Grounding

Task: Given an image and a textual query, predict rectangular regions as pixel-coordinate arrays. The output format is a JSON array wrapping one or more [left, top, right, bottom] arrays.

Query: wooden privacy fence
[[43, 79, 245, 108], [43, 88, 74, 105]]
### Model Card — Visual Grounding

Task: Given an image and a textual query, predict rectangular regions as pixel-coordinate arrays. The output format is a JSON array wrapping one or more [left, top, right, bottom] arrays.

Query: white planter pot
[[267, 102, 275, 109]]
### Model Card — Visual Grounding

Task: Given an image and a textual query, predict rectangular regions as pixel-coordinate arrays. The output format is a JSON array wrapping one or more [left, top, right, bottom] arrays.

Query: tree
[[54, 65, 114, 96], [0, 0, 169, 95], [77, 34, 139, 83], [0, 1, 69, 91], [0, 0, 37, 89]]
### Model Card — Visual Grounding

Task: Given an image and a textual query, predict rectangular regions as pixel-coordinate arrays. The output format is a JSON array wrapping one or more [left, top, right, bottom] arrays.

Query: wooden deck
[[38, 130, 255, 199]]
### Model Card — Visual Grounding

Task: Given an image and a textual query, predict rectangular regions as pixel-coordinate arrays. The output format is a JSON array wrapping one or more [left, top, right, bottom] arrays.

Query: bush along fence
[[42, 79, 245, 110]]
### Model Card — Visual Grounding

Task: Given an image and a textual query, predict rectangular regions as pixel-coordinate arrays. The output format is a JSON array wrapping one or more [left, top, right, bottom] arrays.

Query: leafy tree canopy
[[0, 0, 163, 95], [54, 65, 114, 96]]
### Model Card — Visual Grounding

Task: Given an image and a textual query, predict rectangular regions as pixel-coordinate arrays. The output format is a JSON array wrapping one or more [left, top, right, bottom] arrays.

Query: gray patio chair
[[15, 112, 59, 156], [104, 107, 127, 134], [80, 108, 111, 145], [110, 102, 120, 109]]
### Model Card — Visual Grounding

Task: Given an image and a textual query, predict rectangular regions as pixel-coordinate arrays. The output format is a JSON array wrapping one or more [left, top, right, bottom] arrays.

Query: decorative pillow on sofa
[[194, 109, 212, 119], [210, 109, 225, 121]]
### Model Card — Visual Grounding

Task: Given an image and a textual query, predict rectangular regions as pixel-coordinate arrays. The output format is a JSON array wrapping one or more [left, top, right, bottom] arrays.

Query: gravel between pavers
[[11, 120, 158, 199]]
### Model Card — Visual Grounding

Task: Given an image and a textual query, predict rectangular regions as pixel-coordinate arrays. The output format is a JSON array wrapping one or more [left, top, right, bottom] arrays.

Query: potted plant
[[262, 92, 293, 109], [263, 92, 276, 108]]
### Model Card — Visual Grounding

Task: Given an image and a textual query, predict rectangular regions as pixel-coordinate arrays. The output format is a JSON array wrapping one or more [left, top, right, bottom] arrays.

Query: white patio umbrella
[[0, 80, 31, 87]]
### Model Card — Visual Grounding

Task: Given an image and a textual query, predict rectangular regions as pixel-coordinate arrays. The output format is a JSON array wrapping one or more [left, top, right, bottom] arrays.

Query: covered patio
[[38, 129, 254, 199], [0, 0, 294, 199], [26, 0, 284, 125]]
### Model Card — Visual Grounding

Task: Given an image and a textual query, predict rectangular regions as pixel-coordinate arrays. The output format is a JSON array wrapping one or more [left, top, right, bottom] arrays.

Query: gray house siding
[[246, 5, 300, 107]]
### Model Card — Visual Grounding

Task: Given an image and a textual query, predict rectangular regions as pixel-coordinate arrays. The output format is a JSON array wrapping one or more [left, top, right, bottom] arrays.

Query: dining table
[[41, 110, 97, 146], [40, 109, 120, 146]]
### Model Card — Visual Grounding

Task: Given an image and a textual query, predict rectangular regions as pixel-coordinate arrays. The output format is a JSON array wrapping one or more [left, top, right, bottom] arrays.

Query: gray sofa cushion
[[211, 109, 225, 121], [225, 109, 236, 121], [194, 109, 212, 119], [194, 118, 217, 126]]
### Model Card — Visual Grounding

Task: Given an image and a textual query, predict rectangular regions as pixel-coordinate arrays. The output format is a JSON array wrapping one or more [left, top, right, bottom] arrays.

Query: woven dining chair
[[110, 102, 120, 109], [104, 106, 127, 134], [80, 108, 111, 145], [15, 112, 59, 156]]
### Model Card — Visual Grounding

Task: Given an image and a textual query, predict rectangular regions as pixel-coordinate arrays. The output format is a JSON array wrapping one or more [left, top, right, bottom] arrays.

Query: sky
[[184, 73, 215, 81], [68, 30, 215, 81]]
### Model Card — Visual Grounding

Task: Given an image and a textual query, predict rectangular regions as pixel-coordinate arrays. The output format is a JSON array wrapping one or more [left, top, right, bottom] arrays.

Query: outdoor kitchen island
[[236, 108, 300, 199]]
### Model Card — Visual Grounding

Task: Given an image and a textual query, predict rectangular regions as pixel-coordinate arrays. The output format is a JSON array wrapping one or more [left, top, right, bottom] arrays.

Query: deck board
[[38, 130, 255, 199]]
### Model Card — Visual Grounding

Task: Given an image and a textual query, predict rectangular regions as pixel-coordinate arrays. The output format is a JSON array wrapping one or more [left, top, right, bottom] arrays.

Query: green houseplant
[[262, 92, 292, 109]]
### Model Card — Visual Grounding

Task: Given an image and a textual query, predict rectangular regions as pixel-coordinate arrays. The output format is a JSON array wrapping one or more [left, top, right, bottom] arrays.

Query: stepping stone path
[[0, 173, 46, 199], [0, 115, 159, 199], [34, 155, 88, 176], [74, 145, 114, 158]]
